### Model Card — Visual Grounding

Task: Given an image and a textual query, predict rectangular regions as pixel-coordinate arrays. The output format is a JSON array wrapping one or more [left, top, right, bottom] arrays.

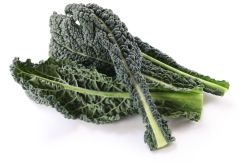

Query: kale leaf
[[64, 3, 174, 149], [135, 37, 229, 96], [49, 11, 202, 92], [10, 58, 203, 123], [49, 5, 229, 96], [10, 2, 229, 151]]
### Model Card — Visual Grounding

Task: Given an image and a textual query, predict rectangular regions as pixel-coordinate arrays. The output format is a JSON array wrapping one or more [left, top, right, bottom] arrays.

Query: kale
[[135, 37, 229, 96], [49, 12, 202, 91], [10, 58, 202, 123], [49, 5, 229, 96], [64, 3, 174, 149], [10, 3, 229, 151]]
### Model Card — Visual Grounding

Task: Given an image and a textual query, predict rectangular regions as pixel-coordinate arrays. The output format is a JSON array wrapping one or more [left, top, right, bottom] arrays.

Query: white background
[[0, 0, 239, 161]]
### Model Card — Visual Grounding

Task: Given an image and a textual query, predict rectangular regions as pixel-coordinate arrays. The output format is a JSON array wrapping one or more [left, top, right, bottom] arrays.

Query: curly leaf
[[10, 58, 203, 124], [64, 3, 175, 150], [49, 7, 229, 96], [11, 57, 132, 123], [48, 10, 208, 93], [135, 37, 229, 96]]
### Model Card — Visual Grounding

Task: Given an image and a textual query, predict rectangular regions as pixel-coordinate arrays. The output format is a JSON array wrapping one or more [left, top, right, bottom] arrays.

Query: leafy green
[[64, 3, 174, 150], [135, 37, 230, 96], [49, 12, 202, 91], [49, 5, 229, 96], [10, 2, 229, 151], [10, 58, 203, 123]]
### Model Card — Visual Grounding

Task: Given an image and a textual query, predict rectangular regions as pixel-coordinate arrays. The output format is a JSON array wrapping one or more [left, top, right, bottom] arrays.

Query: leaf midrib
[[51, 36, 176, 90], [142, 53, 228, 93], [16, 64, 202, 103], [52, 30, 228, 94], [89, 10, 168, 147], [16, 66, 129, 98]]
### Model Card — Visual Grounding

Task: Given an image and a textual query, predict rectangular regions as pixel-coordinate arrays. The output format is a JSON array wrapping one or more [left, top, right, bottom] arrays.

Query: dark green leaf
[[11, 58, 203, 124]]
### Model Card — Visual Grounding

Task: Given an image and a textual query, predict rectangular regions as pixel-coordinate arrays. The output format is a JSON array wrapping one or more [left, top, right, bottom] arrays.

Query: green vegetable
[[49, 12, 202, 91], [10, 58, 203, 123], [49, 12, 182, 94], [10, 2, 229, 151], [65, 4, 174, 150], [48, 3, 229, 149], [135, 37, 230, 96], [49, 4, 229, 96]]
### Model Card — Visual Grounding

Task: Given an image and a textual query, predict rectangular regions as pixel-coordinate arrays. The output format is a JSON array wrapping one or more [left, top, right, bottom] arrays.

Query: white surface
[[0, 0, 239, 161]]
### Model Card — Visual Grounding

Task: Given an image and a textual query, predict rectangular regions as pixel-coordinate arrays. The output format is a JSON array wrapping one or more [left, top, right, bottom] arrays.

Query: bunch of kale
[[11, 3, 229, 150]]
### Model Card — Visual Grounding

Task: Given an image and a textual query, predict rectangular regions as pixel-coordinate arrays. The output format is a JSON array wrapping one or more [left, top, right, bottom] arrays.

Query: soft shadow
[[93, 115, 196, 136], [168, 117, 195, 131], [151, 142, 178, 154], [204, 93, 219, 105], [86, 115, 144, 135], [34, 104, 80, 140]]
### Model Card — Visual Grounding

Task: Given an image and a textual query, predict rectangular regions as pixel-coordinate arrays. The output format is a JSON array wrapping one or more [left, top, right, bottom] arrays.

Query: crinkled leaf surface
[[135, 37, 229, 96], [49, 6, 229, 96], [11, 58, 203, 124], [64, 3, 174, 150], [49, 12, 202, 91]]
